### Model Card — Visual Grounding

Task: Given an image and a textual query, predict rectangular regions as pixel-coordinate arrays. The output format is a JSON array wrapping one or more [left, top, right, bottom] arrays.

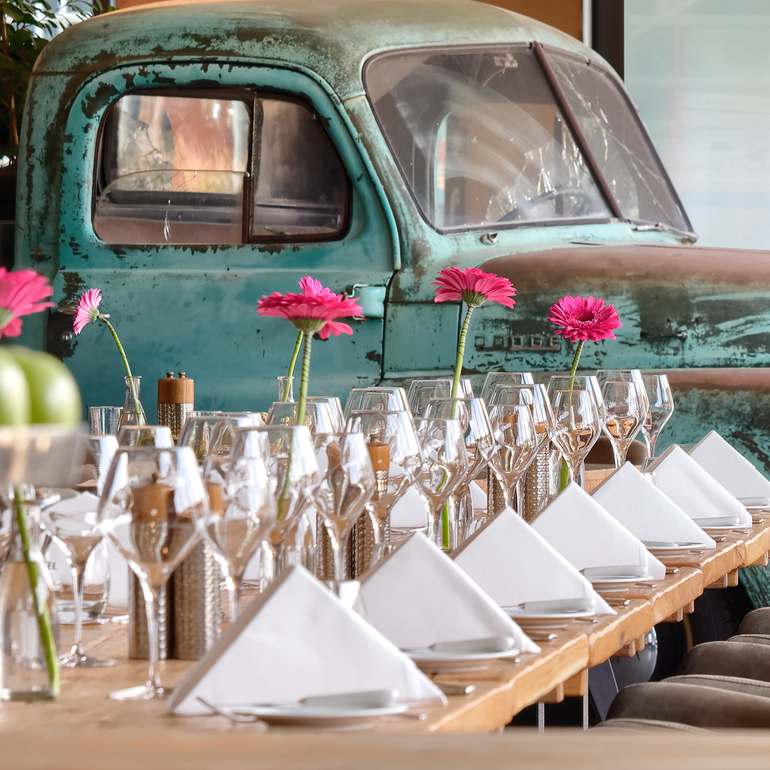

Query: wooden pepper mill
[[157, 372, 194, 443]]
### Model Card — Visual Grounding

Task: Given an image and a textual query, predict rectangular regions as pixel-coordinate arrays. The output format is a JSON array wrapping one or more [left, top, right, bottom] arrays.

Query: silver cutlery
[[437, 682, 476, 695]]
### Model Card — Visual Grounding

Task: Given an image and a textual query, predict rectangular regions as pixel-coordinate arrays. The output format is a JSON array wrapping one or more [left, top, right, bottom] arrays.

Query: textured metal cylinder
[[128, 576, 171, 660], [350, 510, 378, 578], [522, 447, 554, 523], [171, 540, 221, 660], [486, 466, 507, 517], [158, 402, 194, 444], [316, 514, 352, 582]]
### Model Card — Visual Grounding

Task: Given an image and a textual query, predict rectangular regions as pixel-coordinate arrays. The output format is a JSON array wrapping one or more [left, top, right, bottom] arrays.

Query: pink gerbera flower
[[548, 295, 622, 343], [432, 267, 516, 309], [0, 268, 54, 339], [73, 288, 103, 335]]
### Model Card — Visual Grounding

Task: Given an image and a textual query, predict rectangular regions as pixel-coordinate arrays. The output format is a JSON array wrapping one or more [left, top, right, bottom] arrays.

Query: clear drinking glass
[[89, 406, 122, 436], [232, 426, 319, 579], [267, 400, 337, 434], [98, 446, 205, 699], [277, 376, 294, 403], [344, 410, 422, 562], [549, 389, 603, 483], [40, 435, 119, 668], [480, 372, 534, 403], [546, 375, 606, 422], [343, 387, 409, 417], [118, 376, 147, 429], [423, 397, 496, 539], [312, 432, 375, 588], [487, 396, 539, 508], [116, 425, 174, 448], [197, 447, 276, 622], [412, 418, 468, 552], [406, 378, 473, 416], [641, 374, 675, 457], [306, 397, 345, 432], [178, 415, 253, 461], [596, 370, 649, 419], [601, 379, 645, 467]]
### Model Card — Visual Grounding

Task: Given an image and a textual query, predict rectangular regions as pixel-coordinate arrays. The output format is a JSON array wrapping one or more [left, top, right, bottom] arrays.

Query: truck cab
[[13, 0, 770, 471]]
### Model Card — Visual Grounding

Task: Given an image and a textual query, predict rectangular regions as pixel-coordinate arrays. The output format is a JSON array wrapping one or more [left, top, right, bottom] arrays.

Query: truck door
[[50, 63, 395, 414]]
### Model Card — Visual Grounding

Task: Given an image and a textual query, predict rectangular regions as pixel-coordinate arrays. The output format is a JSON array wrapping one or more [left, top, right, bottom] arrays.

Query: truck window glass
[[93, 93, 348, 245], [94, 94, 251, 245], [546, 51, 690, 234], [364, 47, 611, 231]]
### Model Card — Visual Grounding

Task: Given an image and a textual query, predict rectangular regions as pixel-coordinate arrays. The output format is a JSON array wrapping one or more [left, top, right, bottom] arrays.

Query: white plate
[[692, 517, 742, 528], [234, 703, 410, 727], [739, 497, 770, 508], [587, 574, 653, 585], [406, 646, 520, 673], [505, 609, 595, 629], [582, 566, 649, 581], [647, 546, 706, 558]]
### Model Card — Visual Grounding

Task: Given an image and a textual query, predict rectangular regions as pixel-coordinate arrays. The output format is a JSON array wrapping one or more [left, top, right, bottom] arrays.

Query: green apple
[[5, 346, 82, 426], [0, 347, 31, 425]]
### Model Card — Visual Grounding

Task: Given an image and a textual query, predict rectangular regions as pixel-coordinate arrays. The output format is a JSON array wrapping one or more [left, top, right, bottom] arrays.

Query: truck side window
[[93, 92, 348, 245]]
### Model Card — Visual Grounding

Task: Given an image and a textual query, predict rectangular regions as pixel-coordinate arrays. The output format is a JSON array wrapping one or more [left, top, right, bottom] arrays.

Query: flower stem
[[14, 488, 59, 696], [100, 316, 144, 426], [559, 340, 585, 491], [451, 305, 474, 399], [283, 332, 303, 403], [296, 333, 312, 428]]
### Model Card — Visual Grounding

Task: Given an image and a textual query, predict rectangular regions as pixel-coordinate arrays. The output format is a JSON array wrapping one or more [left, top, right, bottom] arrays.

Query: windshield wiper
[[631, 221, 698, 244]]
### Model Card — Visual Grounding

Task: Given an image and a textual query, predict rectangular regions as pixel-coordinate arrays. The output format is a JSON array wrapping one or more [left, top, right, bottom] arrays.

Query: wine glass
[[178, 415, 253, 461], [219, 412, 264, 426], [116, 425, 174, 448], [343, 387, 409, 417], [601, 380, 644, 467], [547, 375, 605, 422], [487, 392, 540, 509], [197, 446, 276, 622], [312, 432, 375, 589], [307, 397, 345, 432], [344, 410, 422, 564], [98, 446, 205, 699], [423, 397, 495, 538], [641, 374, 675, 457], [549, 389, 603, 483], [480, 372, 534, 403], [232, 425, 319, 579], [412, 418, 468, 551], [407, 379, 473, 416], [40, 435, 119, 668], [267, 400, 336, 434], [596, 370, 649, 420]]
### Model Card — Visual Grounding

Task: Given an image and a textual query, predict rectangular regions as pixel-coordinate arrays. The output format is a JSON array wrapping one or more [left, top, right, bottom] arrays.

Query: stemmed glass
[[116, 425, 174, 448], [489, 384, 554, 515], [547, 376, 605, 422], [40, 435, 119, 668], [641, 374, 675, 457], [480, 372, 534, 403], [267, 400, 336, 434], [232, 426, 319, 579], [549, 390, 603, 483], [178, 415, 253, 461], [98, 447, 205, 699], [601, 379, 645, 467], [412, 418, 468, 551], [407, 379, 473, 416], [343, 387, 409, 417], [423, 398, 495, 538], [313, 432, 375, 589], [197, 445, 276, 622], [307, 397, 345, 432], [345, 410, 422, 563], [487, 390, 540, 509]]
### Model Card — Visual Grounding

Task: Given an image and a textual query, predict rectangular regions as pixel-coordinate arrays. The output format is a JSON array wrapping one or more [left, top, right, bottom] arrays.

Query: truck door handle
[[347, 285, 386, 319]]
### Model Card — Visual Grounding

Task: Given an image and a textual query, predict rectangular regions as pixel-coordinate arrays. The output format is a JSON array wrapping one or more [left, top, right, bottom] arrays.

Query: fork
[[197, 697, 266, 726]]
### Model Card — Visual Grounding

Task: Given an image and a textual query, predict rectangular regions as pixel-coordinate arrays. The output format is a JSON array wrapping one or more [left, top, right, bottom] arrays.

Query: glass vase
[[427, 497, 458, 554], [277, 376, 294, 403], [0, 497, 60, 701], [119, 376, 147, 429]]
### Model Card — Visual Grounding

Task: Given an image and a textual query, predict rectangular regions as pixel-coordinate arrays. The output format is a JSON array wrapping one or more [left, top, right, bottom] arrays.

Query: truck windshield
[[364, 45, 690, 234]]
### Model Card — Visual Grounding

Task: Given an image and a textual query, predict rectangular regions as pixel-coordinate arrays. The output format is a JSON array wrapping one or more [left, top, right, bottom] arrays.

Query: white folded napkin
[[167, 565, 445, 715], [689, 431, 770, 504], [452, 508, 614, 614], [359, 532, 539, 654], [646, 445, 752, 526], [390, 485, 429, 528], [531, 483, 666, 579], [47, 490, 100, 516], [591, 463, 715, 549], [469, 481, 486, 511]]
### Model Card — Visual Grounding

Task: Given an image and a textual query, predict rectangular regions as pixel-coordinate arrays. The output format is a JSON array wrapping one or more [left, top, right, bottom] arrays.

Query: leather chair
[[737, 607, 770, 636]]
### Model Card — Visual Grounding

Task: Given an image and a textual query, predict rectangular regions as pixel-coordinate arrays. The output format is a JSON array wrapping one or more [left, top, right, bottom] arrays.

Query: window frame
[[93, 87, 352, 247]]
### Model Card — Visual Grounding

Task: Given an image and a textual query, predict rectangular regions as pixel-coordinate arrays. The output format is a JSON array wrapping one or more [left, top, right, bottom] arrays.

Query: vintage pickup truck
[[11, 0, 770, 474]]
